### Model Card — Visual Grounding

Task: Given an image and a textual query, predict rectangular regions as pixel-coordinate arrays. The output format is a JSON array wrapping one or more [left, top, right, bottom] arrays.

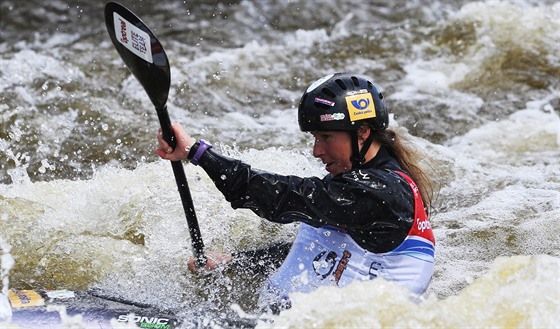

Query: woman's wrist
[[186, 141, 199, 160]]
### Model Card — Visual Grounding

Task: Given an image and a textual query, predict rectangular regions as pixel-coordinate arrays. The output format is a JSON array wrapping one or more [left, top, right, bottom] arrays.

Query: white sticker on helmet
[[306, 74, 335, 93]]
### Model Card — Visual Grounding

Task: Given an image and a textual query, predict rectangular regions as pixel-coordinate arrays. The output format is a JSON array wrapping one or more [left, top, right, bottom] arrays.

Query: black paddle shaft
[[157, 105, 206, 265], [104, 1, 206, 267]]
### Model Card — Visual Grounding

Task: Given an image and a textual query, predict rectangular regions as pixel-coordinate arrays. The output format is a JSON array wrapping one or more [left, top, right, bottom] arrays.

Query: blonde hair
[[372, 128, 434, 213]]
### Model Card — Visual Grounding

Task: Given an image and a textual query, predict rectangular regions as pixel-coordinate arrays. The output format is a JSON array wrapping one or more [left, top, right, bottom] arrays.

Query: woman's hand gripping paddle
[[104, 1, 206, 267]]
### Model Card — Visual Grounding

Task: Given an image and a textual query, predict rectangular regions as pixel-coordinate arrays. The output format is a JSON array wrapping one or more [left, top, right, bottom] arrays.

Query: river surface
[[1, 0, 559, 328]]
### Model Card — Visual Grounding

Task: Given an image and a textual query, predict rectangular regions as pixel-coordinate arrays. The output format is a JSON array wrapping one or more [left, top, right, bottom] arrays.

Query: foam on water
[[0, 145, 323, 310], [2, 103, 558, 319], [448, 94, 560, 163], [0, 49, 84, 88], [259, 255, 559, 329]]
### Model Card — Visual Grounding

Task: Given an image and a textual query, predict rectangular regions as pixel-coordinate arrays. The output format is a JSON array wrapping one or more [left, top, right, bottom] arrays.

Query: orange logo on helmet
[[346, 93, 376, 122]]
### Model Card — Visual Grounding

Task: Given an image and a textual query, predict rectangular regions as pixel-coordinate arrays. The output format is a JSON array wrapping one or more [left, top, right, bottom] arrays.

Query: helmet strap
[[350, 128, 375, 168]]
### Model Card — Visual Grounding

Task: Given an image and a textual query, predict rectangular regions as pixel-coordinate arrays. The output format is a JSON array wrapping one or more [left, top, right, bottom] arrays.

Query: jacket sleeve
[[197, 149, 414, 232]]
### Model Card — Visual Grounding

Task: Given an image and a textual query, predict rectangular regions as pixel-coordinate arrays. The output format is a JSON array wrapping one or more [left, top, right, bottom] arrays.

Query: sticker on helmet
[[113, 12, 153, 64], [320, 113, 345, 121], [306, 74, 335, 92], [346, 93, 376, 121], [347, 89, 368, 96], [314, 97, 335, 107]]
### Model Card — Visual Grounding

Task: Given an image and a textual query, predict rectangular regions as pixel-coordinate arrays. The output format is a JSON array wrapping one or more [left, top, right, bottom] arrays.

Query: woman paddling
[[155, 73, 436, 313]]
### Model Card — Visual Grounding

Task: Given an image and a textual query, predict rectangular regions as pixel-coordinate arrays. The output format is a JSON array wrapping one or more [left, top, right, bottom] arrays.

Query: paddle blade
[[104, 1, 170, 110]]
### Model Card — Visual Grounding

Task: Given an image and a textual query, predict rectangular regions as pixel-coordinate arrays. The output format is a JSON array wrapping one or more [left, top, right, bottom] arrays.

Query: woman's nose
[[312, 139, 323, 158]]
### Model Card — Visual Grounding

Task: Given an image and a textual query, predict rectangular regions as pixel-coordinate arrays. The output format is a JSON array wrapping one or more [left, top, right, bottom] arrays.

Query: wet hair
[[371, 128, 434, 214]]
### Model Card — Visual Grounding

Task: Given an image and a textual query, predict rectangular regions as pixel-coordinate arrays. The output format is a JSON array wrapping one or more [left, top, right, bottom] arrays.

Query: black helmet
[[298, 73, 388, 132], [298, 73, 389, 167]]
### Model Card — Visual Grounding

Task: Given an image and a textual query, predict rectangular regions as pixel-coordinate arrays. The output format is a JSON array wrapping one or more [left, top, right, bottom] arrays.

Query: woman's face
[[311, 131, 353, 176]]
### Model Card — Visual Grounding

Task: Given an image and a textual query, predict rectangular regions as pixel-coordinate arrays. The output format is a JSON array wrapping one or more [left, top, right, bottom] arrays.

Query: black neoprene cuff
[[186, 141, 199, 160]]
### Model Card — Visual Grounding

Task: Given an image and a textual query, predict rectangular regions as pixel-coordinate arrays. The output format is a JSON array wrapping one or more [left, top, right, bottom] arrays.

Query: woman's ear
[[357, 124, 371, 144]]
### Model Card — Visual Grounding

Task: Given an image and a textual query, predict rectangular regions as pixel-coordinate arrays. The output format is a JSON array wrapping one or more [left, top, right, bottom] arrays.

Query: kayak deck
[[2, 289, 181, 329]]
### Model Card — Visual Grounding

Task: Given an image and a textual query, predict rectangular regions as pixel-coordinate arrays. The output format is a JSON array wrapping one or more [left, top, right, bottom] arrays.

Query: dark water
[[1, 0, 558, 184]]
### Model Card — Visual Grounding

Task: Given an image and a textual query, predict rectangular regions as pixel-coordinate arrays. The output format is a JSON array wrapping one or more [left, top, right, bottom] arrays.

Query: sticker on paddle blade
[[113, 12, 153, 63], [346, 92, 376, 122]]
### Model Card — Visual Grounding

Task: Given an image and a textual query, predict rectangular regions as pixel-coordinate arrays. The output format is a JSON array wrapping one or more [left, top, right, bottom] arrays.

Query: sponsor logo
[[346, 89, 368, 96], [314, 97, 335, 107], [320, 113, 345, 121], [113, 13, 153, 63], [312, 249, 352, 284], [313, 251, 337, 279], [350, 169, 370, 181], [346, 92, 376, 122], [417, 219, 432, 232], [368, 261, 382, 278], [333, 250, 351, 285], [45, 290, 75, 299], [131, 30, 148, 55], [8, 289, 45, 308], [12, 289, 30, 304], [409, 181, 419, 195], [119, 19, 128, 44], [117, 315, 171, 329]]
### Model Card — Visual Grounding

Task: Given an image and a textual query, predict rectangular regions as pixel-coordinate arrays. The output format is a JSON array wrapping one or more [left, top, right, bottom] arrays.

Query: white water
[[2, 104, 558, 327]]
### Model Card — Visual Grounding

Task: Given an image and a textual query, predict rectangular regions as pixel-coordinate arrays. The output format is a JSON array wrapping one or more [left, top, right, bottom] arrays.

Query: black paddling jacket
[[196, 146, 414, 253]]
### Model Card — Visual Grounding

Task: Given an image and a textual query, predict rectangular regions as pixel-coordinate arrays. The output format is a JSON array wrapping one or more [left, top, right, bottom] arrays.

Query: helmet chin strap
[[350, 129, 375, 168]]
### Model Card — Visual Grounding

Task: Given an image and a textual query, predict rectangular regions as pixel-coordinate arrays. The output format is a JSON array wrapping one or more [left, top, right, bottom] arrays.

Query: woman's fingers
[[155, 123, 196, 161], [187, 252, 233, 273]]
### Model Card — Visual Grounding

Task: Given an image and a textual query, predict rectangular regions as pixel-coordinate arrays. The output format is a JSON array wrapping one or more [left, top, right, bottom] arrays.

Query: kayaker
[[155, 73, 436, 313]]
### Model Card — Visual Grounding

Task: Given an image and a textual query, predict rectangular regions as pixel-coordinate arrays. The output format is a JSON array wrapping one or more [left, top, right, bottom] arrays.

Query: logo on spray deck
[[117, 315, 171, 329], [312, 249, 352, 284], [8, 289, 45, 307]]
